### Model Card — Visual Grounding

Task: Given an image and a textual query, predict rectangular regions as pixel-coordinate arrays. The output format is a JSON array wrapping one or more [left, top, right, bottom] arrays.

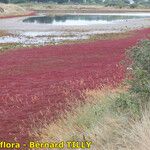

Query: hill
[[0, 3, 28, 17]]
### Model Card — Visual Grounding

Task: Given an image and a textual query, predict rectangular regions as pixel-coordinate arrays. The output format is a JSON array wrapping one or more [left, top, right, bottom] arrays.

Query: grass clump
[[0, 43, 21, 52], [112, 92, 141, 117]]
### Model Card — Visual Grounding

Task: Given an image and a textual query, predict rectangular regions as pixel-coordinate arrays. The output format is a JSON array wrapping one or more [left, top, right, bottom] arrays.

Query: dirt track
[[0, 28, 150, 147]]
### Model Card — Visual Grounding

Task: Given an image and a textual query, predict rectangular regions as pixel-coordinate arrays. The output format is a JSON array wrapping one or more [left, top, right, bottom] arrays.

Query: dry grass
[[86, 108, 150, 150], [29, 86, 150, 150], [0, 43, 28, 53], [29, 87, 125, 149], [88, 32, 134, 41], [119, 107, 150, 150]]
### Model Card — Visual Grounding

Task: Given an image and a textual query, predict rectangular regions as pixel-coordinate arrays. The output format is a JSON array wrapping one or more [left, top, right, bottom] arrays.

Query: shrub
[[113, 93, 140, 116], [127, 40, 150, 103], [104, 0, 127, 8], [130, 3, 138, 8]]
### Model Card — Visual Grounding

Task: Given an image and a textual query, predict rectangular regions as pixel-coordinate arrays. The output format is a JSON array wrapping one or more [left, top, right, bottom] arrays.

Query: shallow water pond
[[23, 14, 150, 26]]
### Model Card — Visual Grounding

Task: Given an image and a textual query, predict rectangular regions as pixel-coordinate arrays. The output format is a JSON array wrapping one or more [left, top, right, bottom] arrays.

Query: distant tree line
[[0, 0, 149, 6]]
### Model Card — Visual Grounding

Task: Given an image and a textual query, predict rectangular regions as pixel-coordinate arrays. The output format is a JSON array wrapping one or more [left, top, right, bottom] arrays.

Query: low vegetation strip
[[0, 28, 150, 146]]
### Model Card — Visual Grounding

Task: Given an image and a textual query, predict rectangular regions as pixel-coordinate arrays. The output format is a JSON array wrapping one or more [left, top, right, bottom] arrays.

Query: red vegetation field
[[0, 28, 150, 145]]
